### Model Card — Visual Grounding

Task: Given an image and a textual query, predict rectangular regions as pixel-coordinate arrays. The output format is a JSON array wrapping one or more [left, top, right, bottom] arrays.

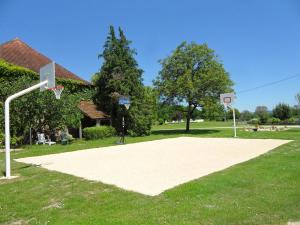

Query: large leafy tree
[[240, 110, 254, 121], [154, 42, 233, 131], [226, 108, 241, 120], [201, 101, 226, 121], [292, 93, 300, 117], [255, 106, 269, 124], [93, 26, 152, 136], [296, 93, 300, 106], [157, 103, 173, 123], [272, 103, 291, 121], [143, 86, 158, 123]]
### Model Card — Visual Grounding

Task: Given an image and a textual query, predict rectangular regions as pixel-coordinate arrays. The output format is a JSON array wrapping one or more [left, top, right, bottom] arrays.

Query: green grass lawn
[[152, 120, 234, 130], [0, 128, 299, 224]]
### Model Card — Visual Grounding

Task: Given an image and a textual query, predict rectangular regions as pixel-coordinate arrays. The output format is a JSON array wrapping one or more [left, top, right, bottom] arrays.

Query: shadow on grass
[[18, 164, 34, 169], [151, 129, 220, 136]]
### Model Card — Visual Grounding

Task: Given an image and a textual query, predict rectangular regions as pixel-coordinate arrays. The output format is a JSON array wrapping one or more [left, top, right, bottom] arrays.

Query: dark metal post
[[122, 116, 125, 144], [117, 95, 130, 145], [29, 127, 32, 145]]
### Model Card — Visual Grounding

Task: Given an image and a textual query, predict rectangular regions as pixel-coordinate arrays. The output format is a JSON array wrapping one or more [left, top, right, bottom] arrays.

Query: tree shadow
[[18, 164, 34, 169], [151, 129, 220, 136], [1, 164, 34, 177]]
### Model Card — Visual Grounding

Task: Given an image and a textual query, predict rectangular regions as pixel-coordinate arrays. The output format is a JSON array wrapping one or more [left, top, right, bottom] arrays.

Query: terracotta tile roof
[[79, 101, 110, 120], [0, 38, 90, 84]]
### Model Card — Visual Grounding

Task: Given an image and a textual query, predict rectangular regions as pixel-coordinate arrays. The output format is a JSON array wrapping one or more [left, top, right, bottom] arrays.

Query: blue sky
[[1, 0, 299, 111]]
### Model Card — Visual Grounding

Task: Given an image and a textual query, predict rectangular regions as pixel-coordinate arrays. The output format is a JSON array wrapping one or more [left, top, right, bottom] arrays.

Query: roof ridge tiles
[[0, 38, 90, 85]]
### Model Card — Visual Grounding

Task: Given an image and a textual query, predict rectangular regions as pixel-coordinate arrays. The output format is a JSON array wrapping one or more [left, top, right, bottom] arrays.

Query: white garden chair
[[36, 133, 56, 146]]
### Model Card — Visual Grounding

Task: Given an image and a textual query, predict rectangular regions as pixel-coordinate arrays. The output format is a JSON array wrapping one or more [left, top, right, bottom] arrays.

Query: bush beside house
[[83, 126, 116, 140]]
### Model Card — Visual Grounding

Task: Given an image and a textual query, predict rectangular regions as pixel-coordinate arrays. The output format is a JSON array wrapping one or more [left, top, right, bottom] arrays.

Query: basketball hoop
[[223, 97, 232, 104], [119, 96, 131, 109], [48, 85, 64, 99], [220, 92, 237, 137], [220, 93, 235, 107]]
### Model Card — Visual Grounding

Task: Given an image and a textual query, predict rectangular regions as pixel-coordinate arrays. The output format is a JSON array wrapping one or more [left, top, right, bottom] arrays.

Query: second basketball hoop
[[220, 93, 235, 107], [220, 92, 237, 137]]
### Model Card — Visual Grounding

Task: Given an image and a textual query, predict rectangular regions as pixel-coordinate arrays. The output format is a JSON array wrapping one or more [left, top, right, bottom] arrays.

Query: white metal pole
[[232, 107, 237, 137], [5, 100, 11, 177], [4, 80, 48, 178]]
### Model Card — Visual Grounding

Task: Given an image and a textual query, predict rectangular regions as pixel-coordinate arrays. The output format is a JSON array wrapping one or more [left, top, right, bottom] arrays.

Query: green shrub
[[11, 136, 23, 148], [273, 103, 291, 121], [83, 126, 116, 140], [268, 117, 281, 124], [0, 133, 22, 148], [287, 117, 295, 123], [0, 132, 4, 147], [158, 118, 164, 125], [248, 118, 259, 125]]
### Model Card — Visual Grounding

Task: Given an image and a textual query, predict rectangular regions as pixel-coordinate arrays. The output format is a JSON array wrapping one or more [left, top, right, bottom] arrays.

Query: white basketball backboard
[[220, 93, 235, 107], [119, 96, 130, 105], [119, 96, 131, 109], [40, 62, 55, 91]]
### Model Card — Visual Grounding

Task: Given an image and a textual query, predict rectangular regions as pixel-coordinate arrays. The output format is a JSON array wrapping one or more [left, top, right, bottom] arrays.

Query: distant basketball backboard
[[119, 96, 131, 109], [119, 96, 130, 105], [220, 93, 235, 107], [220, 92, 237, 137], [40, 62, 55, 91]]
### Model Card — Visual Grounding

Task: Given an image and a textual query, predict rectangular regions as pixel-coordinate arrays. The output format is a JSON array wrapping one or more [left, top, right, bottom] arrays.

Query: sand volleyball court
[[16, 137, 290, 196]]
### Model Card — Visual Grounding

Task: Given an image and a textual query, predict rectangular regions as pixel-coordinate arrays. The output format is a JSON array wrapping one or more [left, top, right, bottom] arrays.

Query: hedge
[[0, 59, 93, 95], [0, 59, 95, 143], [0, 132, 23, 148], [0, 132, 4, 147], [83, 126, 116, 140]]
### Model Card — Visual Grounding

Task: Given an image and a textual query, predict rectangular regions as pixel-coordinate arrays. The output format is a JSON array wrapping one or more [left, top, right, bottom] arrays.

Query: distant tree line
[[234, 100, 300, 125], [153, 93, 300, 125]]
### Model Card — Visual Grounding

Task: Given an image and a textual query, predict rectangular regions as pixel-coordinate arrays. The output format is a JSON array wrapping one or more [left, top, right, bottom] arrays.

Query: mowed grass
[[152, 120, 234, 130], [0, 127, 299, 224]]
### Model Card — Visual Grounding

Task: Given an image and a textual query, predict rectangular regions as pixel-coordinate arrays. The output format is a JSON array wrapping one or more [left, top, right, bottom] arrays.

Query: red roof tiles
[[0, 38, 90, 84], [78, 101, 110, 119]]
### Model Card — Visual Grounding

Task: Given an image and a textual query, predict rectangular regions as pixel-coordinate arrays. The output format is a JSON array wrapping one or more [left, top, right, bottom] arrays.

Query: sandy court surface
[[16, 137, 290, 196]]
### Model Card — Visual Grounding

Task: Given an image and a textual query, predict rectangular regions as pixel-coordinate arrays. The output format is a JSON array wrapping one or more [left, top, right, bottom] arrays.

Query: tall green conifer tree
[[94, 26, 152, 136]]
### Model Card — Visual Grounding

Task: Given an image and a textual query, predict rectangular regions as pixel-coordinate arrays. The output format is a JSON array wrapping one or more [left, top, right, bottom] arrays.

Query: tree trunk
[[186, 103, 192, 132]]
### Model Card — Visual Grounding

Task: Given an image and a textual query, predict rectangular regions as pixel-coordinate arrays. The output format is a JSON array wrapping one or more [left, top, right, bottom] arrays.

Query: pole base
[[0, 175, 18, 180]]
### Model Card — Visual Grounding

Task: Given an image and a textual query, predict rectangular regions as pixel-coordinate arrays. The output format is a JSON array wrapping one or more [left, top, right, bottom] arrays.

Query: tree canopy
[[240, 110, 254, 121], [93, 26, 152, 136], [255, 106, 269, 124], [0, 60, 92, 143], [296, 93, 300, 106], [272, 103, 291, 121], [154, 42, 233, 131]]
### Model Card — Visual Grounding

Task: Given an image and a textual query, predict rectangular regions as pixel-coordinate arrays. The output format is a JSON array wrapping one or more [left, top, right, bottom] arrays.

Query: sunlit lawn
[[152, 120, 234, 130], [0, 127, 299, 224]]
